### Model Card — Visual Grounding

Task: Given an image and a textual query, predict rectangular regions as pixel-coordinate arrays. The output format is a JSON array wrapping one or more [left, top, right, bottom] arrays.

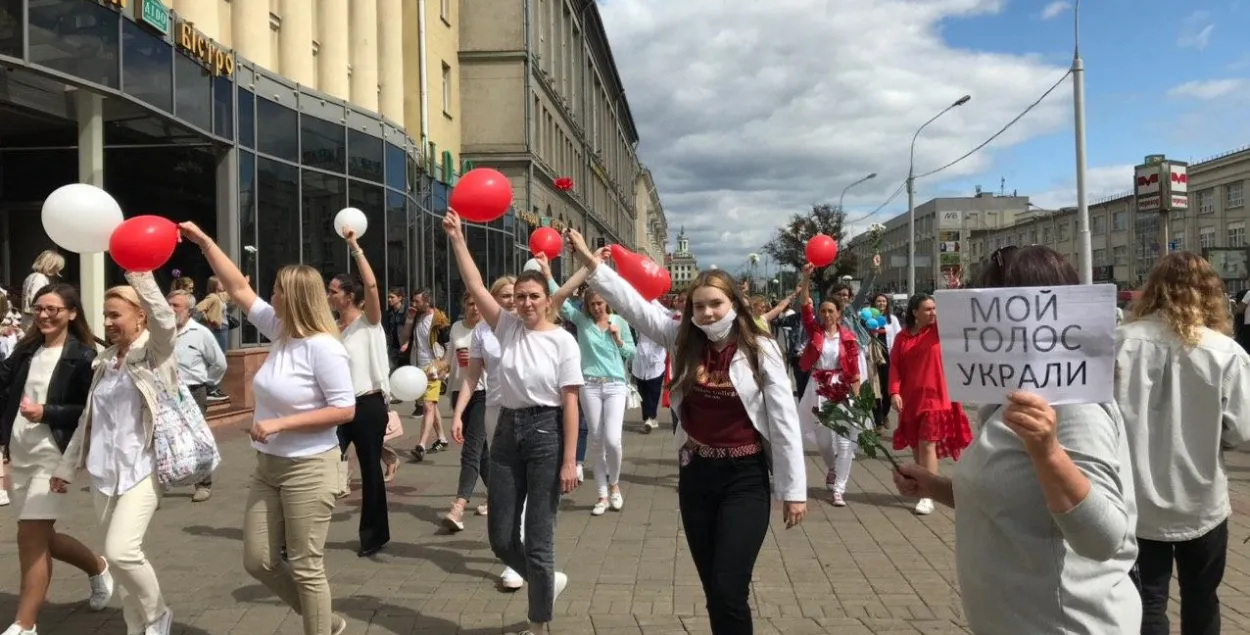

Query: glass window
[[256, 157, 301, 340], [301, 116, 345, 172], [239, 150, 259, 345], [174, 53, 213, 132], [213, 76, 234, 139], [348, 129, 384, 182], [238, 88, 255, 148], [349, 181, 386, 288], [425, 211, 448, 309], [257, 97, 298, 162], [431, 181, 450, 214], [407, 197, 421, 288], [0, 0, 20, 57], [386, 190, 409, 295], [385, 143, 406, 191], [28, 0, 120, 88], [121, 19, 172, 112], [301, 170, 346, 277]]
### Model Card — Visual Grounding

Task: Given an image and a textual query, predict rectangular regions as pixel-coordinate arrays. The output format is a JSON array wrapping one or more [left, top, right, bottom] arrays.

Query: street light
[[838, 173, 878, 214], [907, 94, 972, 295], [1072, 0, 1092, 284]]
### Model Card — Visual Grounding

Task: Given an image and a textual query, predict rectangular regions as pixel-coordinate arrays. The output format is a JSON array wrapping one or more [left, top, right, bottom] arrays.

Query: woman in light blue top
[[539, 259, 635, 516]]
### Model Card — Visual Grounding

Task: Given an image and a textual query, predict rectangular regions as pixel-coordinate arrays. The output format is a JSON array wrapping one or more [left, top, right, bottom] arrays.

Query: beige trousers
[[242, 448, 338, 635], [92, 473, 166, 632]]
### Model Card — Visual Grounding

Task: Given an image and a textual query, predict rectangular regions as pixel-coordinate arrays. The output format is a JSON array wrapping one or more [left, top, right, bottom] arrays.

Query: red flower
[[815, 374, 852, 404], [554, 176, 574, 191]]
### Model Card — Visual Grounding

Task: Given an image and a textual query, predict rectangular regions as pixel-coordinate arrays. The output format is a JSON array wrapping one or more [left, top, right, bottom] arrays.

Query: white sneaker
[[643, 418, 658, 433], [914, 498, 935, 515], [553, 572, 568, 602], [330, 613, 347, 635], [1, 623, 36, 635], [144, 608, 172, 635], [500, 567, 524, 590], [590, 500, 609, 516], [608, 491, 624, 511], [88, 560, 114, 611], [0, 489, 10, 507]]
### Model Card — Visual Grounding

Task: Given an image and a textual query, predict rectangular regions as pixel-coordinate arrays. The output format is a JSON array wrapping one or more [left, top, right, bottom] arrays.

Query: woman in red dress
[[887, 293, 972, 516]]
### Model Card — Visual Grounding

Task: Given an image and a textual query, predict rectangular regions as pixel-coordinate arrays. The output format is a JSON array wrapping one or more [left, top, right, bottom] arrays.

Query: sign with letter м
[[934, 284, 1116, 405]]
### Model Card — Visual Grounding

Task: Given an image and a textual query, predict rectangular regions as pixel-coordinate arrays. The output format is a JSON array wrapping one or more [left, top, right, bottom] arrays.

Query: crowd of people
[[0, 220, 1246, 635]]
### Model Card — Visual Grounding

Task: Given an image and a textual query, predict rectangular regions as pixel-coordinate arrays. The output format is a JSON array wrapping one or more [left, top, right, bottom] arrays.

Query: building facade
[[668, 227, 699, 290], [402, 0, 461, 173], [634, 166, 667, 264], [458, 0, 641, 264]]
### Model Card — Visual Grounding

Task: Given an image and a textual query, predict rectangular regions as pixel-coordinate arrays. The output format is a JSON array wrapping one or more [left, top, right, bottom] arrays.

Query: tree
[[762, 203, 859, 292]]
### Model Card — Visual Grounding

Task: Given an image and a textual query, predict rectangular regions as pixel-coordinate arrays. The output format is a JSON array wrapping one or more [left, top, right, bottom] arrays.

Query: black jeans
[[337, 392, 391, 552], [873, 361, 891, 427], [790, 359, 810, 398], [454, 390, 490, 501], [678, 451, 771, 634], [633, 374, 664, 421], [1135, 520, 1228, 635]]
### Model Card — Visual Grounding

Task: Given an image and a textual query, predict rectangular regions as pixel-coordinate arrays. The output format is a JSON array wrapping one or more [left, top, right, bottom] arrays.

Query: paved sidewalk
[[2, 406, 1250, 634]]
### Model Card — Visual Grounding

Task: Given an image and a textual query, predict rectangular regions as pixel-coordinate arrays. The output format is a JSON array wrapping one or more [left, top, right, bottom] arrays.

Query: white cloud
[[598, 0, 1072, 269], [1177, 11, 1215, 50], [1028, 165, 1135, 211], [1039, 1, 1070, 20], [1167, 79, 1248, 100]]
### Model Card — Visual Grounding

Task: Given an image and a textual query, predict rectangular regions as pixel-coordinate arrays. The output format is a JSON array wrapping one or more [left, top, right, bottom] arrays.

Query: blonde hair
[[32, 250, 65, 277], [105, 285, 147, 329], [489, 276, 516, 297], [1130, 251, 1232, 346], [274, 264, 340, 339], [207, 276, 224, 294], [670, 270, 769, 394], [171, 277, 195, 294]]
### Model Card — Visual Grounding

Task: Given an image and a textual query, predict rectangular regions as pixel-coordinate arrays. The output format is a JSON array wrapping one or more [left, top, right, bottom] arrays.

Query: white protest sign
[[934, 284, 1117, 405]]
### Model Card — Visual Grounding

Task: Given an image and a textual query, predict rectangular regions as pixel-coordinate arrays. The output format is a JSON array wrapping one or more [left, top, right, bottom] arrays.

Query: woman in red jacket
[[888, 293, 971, 516], [795, 265, 863, 507]]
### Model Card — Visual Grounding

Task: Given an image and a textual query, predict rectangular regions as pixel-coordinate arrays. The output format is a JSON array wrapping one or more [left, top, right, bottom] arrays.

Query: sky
[[597, 0, 1250, 272]]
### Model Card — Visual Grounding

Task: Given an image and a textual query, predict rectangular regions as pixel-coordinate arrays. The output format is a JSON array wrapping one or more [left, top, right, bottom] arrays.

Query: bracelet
[[351, 248, 363, 258]]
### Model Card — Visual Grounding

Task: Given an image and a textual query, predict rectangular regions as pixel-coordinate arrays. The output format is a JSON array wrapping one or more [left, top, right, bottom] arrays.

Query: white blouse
[[11, 345, 63, 472], [87, 363, 154, 496], [341, 315, 391, 397], [492, 311, 583, 409]]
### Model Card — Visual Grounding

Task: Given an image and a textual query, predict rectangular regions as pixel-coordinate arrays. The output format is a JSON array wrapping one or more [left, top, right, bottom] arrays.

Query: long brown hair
[[17, 283, 98, 351], [1130, 251, 1231, 345], [670, 269, 770, 394]]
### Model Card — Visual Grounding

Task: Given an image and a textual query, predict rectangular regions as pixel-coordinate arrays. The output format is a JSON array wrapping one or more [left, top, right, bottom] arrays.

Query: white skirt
[[799, 375, 865, 447]]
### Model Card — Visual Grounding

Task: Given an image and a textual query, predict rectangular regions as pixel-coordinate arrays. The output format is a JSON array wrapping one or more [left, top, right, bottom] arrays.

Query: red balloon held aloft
[[805, 234, 839, 268], [609, 244, 671, 301], [529, 227, 562, 260], [109, 215, 179, 272], [449, 168, 514, 223]]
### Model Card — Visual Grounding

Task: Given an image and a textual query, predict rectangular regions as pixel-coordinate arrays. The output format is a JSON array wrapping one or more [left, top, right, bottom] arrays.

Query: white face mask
[[694, 308, 737, 343]]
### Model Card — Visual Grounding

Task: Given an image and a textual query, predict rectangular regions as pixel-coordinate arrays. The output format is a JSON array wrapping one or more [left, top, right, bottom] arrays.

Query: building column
[[232, 0, 272, 71], [75, 91, 105, 339], [173, 0, 219, 39], [216, 147, 241, 348], [349, 0, 379, 112], [317, 0, 350, 100], [377, 0, 403, 125], [278, 0, 314, 86]]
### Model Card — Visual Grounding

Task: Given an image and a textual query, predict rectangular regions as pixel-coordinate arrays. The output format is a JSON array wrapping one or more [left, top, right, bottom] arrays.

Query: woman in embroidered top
[[893, 245, 1140, 635], [566, 229, 806, 635], [1115, 251, 1250, 635], [179, 222, 356, 635], [327, 229, 392, 558], [49, 272, 175, 635], [794, 264, 863, 507], [0, 284, 112, 635], [887, 292, 972, 516]]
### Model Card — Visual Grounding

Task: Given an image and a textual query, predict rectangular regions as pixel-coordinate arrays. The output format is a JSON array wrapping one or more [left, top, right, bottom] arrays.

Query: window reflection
[[174, 54, 212, 132], [349, 181, 385, 288], [348, 129, 383, 183], [425, 211, 448, 310], [301, 116, 345, 172], [257, 97, 298, 162], [239, 151, 259, 345], [385, 143, 406, 191], [121, 19, 172, 112], [238, 89, 255, 148], [28, 0, 120, 88], [256, 158, 301, 341], [0, 0, 20, 57], [387, 190, 409, 295], [213, 76, 233, 139], [431, 181, 450, 213], [301, 171, 345, 278]]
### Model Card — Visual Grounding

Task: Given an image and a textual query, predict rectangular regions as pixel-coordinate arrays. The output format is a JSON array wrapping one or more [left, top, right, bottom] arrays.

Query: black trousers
[[790, 358, 809, 398], [1135, 519, 1228, 635], [633, 374, 664, 421], [678, 451, 771, 635], [337, 392, 391, 551], [873, 361, 891, 427]]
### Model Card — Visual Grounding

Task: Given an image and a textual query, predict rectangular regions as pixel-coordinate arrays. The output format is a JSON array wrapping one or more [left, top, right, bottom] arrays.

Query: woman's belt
[[681, 438, 763, 460]]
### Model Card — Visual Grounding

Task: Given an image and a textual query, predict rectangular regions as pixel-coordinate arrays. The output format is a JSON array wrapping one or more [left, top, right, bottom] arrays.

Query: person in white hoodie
[[1115, 251, 1250, 635]]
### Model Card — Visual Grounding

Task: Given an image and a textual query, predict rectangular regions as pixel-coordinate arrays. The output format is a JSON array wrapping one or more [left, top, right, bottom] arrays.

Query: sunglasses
[[990, 244, 1021, 268]]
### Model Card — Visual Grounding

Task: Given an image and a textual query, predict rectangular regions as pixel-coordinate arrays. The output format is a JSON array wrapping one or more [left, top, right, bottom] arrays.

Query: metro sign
[[1171, 172, 1188, 184], [1137, 173, 1160, 187]]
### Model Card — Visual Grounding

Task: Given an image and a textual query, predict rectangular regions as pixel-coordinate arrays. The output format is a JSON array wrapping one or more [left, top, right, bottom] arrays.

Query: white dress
[[799, 336, 869, 446]]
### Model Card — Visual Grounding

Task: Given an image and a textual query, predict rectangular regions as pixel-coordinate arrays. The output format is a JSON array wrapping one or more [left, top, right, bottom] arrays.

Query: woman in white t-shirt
[[444, 211, 582, 635], [442, 290, 490, 532], [327, 229, 392, 558], [179, 222, 356, 635]]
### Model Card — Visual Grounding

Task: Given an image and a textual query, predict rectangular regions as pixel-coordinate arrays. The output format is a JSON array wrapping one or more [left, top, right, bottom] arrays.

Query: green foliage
[[810, 380, 901, 470], [762, 203, 859, 289]]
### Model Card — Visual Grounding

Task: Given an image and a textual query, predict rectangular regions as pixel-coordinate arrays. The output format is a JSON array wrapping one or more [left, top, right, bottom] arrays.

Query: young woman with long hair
[[326, 229, 392, 558], [444, 211, 580, 635], [195, 276, 231, 353], [442, 290, 489, 532], [0, 284, 112, 635], [179, 222, 356, 635], [50, 273, 176, 635], [1116, 251, 1250, 635], [566, 229, 806, 634]]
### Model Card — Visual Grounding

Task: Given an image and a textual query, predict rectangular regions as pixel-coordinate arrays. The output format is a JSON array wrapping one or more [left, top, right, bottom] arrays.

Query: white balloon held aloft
[[389, 366, 429, 402], [523, 258, 543, 272], [41, 183, 124, 254], [334, 207, 368, 238]]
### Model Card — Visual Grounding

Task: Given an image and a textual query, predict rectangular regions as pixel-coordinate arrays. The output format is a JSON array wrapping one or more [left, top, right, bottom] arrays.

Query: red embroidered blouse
[[680, 343, 759, 447]]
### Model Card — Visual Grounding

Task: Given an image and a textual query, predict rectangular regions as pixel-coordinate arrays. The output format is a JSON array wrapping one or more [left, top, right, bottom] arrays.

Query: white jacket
[[1115, 316, 1250, 541], [587, 266, 807, 502]]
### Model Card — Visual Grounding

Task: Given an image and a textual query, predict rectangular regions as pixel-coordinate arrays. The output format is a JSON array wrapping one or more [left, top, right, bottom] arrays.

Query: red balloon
[[449, 168, 514, 223], [609, 244, 672, 301], [529, 227, 562, 260], [805, 234, 839, 267], [108, 215, 179, 272]]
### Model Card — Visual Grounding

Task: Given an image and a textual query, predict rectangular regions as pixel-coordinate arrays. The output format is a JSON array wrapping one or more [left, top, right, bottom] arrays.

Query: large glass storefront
[[0, 0, 525, 345]]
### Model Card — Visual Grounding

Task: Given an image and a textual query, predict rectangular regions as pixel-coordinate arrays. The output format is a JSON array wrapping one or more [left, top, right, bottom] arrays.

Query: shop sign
[[177, 21, 235, 76], [134, 0, 169, 34], [517, 210, 540, 226]]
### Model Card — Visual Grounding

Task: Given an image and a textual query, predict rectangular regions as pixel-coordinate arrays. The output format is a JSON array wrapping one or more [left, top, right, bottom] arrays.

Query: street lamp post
[[839, 173, 878, 214], [907, 95, 971, 296], [1072, 0, 1092, 284]]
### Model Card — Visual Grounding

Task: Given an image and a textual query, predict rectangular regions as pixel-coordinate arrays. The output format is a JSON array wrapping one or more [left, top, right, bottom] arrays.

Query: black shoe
[[357, 543, 386, 558], [430, 440, 449, 452], [207, 389, 229, 403], [410, 445, 426, 462]]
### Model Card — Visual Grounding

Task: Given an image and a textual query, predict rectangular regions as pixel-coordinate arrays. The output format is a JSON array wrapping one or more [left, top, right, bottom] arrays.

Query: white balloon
[[41, 184, 124, 254], [390, 366, 429, 402], [334, 207, 368, 238], [523, 258, 543, 272]]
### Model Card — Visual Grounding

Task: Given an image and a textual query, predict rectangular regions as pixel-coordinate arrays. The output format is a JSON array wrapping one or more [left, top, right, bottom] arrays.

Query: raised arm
[[345, 230, 383, 326], [179, 222, 260, 314], [565, 229, 679, 349], [537, 254, 586, 323], [444, 211, 502, 329], [762, 292, 795, 323], [797, 263, 814, 306], [125, 271, 177, 364]]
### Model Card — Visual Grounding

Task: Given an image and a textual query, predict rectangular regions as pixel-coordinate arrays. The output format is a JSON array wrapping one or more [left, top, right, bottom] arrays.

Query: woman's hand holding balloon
[[442, 211, 465, 243]]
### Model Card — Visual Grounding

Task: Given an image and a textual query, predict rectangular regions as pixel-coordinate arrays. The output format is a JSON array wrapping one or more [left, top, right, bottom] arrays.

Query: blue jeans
[[212, 325, 229, 354], [488, 406, 564, 623], [575, 410, 588, 463]]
